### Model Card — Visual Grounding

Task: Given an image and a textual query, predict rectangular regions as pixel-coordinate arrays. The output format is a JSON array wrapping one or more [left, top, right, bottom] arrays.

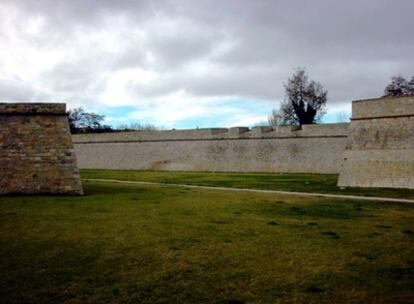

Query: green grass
[[81, 169, 414, 199], [1, 180, 413, 303]]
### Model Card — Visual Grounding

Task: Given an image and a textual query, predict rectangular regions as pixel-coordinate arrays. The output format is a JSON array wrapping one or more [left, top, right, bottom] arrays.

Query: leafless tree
[[117, 122, 160, 131], [280, 68, 327, 125], [384, 75, 414, 96], [67, 107, 111, 133], [268, 109, 282, 126]]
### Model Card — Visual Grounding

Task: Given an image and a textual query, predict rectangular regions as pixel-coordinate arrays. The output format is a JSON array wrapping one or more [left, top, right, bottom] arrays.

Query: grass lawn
[[81, 169, 414, 199], [1, 180, 413, 303]]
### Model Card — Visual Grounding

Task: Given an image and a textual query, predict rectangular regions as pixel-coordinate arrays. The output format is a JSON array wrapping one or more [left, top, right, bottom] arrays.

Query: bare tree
[[280, 69, 327, 125], [335, 112, 350, 123], [410, 76, 414, 92], [67, 107, 111, 133], [384, 75, 414, 96], [117, 122, 160, 131], [268, 109, 282, 126]]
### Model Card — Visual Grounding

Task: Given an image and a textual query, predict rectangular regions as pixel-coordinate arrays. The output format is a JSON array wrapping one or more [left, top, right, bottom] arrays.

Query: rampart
[[3, 98, 412, 191], [338, 96, 414, 189], [72, 96, 414, 189], [73, 123, 349, 173], [0, 103, 83, 195]]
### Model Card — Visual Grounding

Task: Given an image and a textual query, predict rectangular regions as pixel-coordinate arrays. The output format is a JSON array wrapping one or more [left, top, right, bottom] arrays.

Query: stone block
[[338, 96, 414, 189], [0, 103, 83, 195]]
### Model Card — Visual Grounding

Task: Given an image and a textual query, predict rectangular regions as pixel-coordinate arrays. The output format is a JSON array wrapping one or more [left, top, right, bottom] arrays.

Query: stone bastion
[[73, 123, 349, 174], [338, 96, 414, 189], [0, 103, 83, 195], [73, 96, 414, 189], [1, 96, 412, 192]]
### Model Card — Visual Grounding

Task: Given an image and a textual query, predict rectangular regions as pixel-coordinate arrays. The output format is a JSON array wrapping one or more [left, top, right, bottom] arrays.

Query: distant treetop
[[383, 75, 414, 97], [67, 107, 112, 134], [279, 68, 327, 126]]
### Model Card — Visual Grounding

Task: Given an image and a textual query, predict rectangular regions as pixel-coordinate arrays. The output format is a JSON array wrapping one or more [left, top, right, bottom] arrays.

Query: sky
[[0, 0, 413, 129]]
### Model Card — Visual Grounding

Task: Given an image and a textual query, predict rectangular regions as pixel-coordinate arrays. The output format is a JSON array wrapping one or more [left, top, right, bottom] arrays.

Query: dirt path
[[84, 178, 414, 204]]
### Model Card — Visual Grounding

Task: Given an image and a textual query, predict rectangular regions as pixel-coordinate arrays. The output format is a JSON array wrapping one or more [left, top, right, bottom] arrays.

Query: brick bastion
[[0, 103, 83, 195]]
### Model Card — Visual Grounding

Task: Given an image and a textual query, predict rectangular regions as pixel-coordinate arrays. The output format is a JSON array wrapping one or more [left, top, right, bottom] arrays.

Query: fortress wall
[[338, 96, 414, 189], [73, 123, 348, 173], [3, 98, 411, 191], [0, 103, 83, 195]]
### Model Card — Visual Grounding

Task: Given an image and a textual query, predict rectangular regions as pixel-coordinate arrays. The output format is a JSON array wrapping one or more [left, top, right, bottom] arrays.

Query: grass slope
[[1, 181, 413, 303], [81, 169, 414, 199]]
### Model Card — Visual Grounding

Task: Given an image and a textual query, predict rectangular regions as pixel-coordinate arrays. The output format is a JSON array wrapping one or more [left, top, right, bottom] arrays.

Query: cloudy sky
[[1, 0, 413, 128]]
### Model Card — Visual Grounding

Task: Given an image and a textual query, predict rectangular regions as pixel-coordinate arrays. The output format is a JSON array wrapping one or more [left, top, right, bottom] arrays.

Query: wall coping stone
[[0, 103, 66, 115], [352, 96, 414, 119], [73, 123, 349, 143]]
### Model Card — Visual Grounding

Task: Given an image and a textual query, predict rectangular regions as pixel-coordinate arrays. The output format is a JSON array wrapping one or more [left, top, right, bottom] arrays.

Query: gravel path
[[85, 178, 414, 204]]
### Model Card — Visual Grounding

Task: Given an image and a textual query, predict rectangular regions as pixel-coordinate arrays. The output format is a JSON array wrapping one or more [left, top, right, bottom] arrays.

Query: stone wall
[[4, 98, 411, 192], [0, 103, 83, 195], [72, 96, 414, 189], [73, 123, 348, 174], [338, 96, 414, 189]]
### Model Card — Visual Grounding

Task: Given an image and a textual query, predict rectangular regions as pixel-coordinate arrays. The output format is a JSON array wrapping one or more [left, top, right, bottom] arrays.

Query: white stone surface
[[73, 124, 348, 174], [338, 97, 414, 189]]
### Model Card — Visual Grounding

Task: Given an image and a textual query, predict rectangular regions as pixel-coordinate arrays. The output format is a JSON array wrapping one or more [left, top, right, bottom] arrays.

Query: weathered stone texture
[[0, 103, 83, 195], [338, 96, 414, 189], [73, 97, 414, 189], [73, 123, 348, 174]]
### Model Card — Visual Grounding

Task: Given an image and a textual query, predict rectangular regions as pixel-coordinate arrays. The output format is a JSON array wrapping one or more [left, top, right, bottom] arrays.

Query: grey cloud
[[1, 0, 414, 111], [0, 76, 46, 101], [127, 65, 286, 102], [146, 31, 219, 70], [114, 43, 148, 70], [10, 0, 160, 28], [40, 52, 112, 90], [114, 21, 224, 71]]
